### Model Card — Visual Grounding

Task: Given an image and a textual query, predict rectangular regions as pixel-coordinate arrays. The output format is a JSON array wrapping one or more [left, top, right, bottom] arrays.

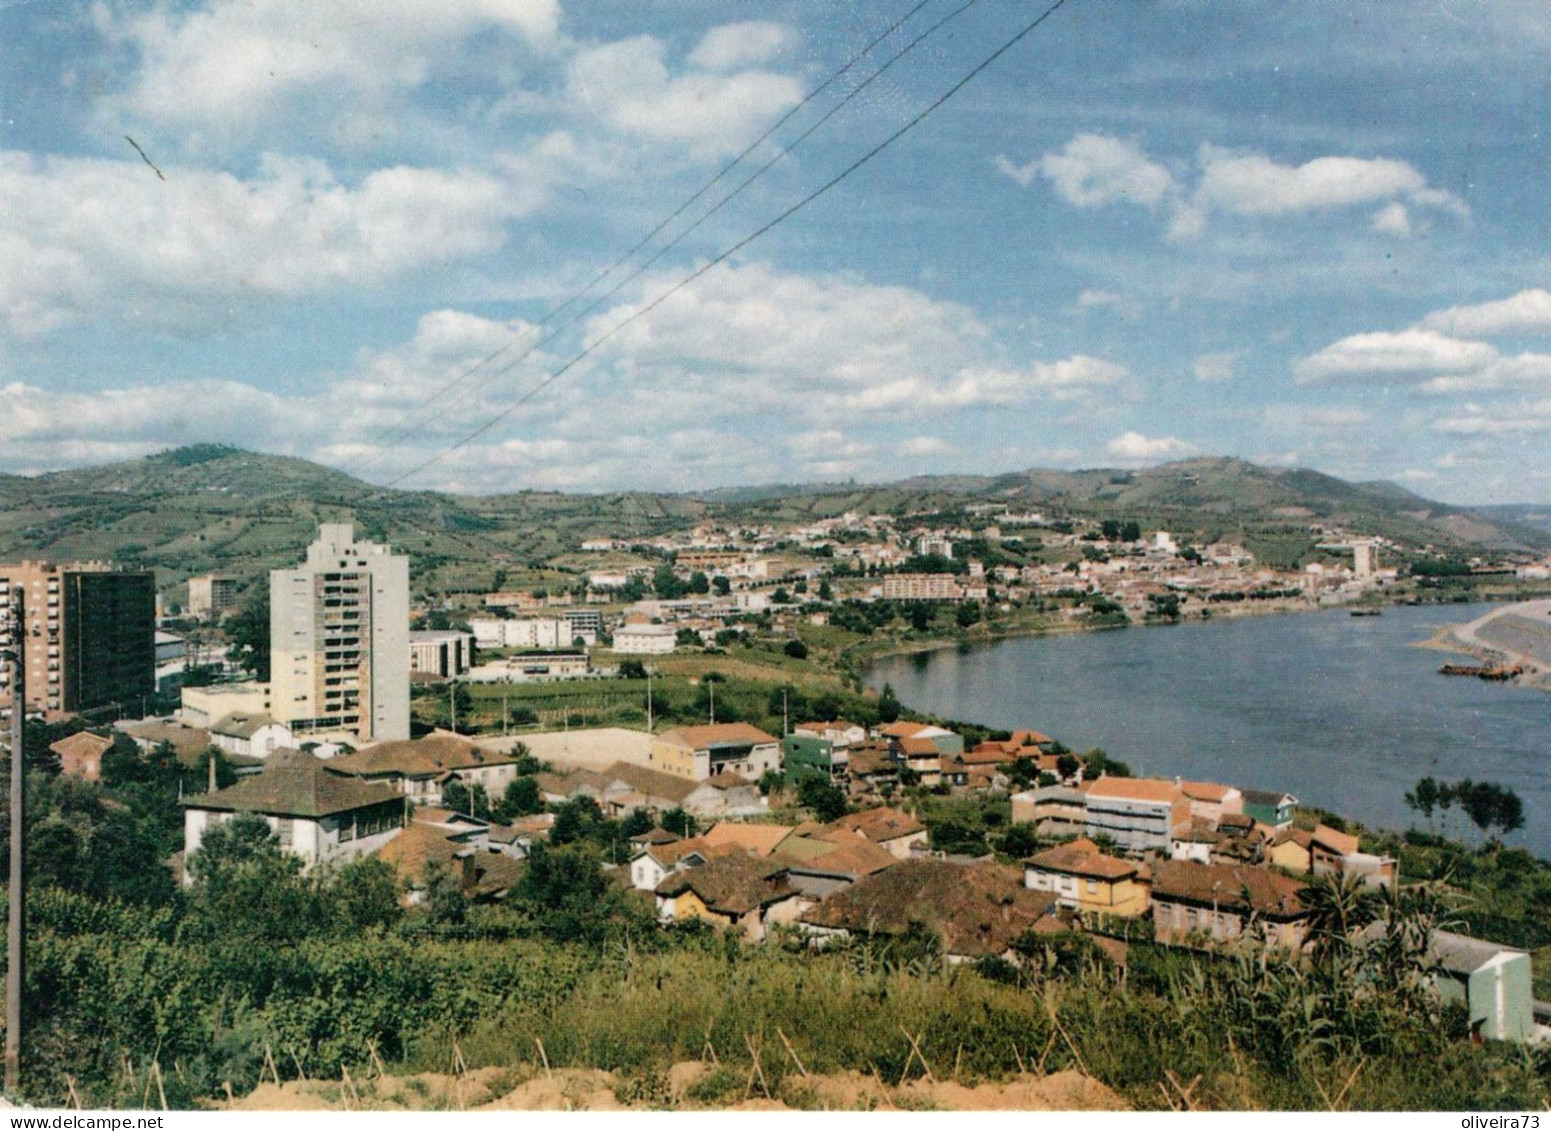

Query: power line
[[367, 0, 983, 484], [384, 0, 1071, 489], [347, 0, 941, 481]]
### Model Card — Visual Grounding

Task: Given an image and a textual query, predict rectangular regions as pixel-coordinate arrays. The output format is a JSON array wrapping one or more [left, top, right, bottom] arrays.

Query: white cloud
[[1432, 399, 1551, 436], [0, 151, 533, 336], [1018, 134, 1467, 240], [1294, 329, 1498, 384], [1192, 146, 1454, 216], [1193, 349, 1246, 383], [1263, 404, 1372, 430], [1105, 431, 1195, 463], [1420, 288, 1551, 337], [1029, 134, 1176, 208], [566, 35, 803, 157], [1417, 352, 1551, 395], [99, 0, 560, 146], [900, 436, 958, 459], [1371, 202, 1412, 236], [687, 21, 797, 72]]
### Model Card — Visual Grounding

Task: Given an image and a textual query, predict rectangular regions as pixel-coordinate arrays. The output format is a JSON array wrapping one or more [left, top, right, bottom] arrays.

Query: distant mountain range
[[0, 446, 1543, 598]]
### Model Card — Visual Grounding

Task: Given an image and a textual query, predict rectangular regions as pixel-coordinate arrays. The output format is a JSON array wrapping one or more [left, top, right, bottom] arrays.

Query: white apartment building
[[270, 524, 409, 744]]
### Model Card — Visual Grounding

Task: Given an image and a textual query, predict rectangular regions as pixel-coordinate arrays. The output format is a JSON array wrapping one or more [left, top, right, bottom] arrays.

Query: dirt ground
[[222, 1060, 1129, 1112]]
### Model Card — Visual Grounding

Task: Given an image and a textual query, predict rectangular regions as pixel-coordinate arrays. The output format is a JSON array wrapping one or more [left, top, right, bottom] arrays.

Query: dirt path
[[222, 1061, 1129, 1112]]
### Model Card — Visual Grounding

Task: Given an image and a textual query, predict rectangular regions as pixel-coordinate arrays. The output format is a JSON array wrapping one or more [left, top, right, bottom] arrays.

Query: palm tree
[[1300, 872, 1381, 966]]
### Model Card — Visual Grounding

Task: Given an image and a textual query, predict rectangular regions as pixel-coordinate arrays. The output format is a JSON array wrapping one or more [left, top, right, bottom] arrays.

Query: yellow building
[[1023, 837, 1150, 917], [649, 722, 781, 781]]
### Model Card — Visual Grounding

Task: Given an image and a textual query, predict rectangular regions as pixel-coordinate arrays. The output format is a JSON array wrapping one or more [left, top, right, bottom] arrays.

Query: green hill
[[0, 446, 1542, 601]]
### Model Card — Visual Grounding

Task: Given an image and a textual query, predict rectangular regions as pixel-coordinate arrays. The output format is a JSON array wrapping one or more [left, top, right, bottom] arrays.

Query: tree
[[226, 587, 271, 681], [653, 563, 686, 599], [618, 659, 647, 680], [511, 841, 614, 942], [688, 571, 710, 594], [818, 580, 833, 601], [783, 638, 809, 659], [1404, 776, 1440, 826], [713, 576, 731, 596], [797, 776, 847, 822], [661, 808, 697, 837], [1056, 752, 1081, 782], [550, 796, 603, 844], [909, 603, 933, 632], [877, 683, 901, 724], [621, 808, 654, 837], [996, 822, 1041, 860], [676, 627, 701, 647], [1301, 872, 1382, 965], [496, 776, 543, 820], [100, 733, 150, 786], [325, 856, 404, 931], [956, 601, 981, 628], [757, 769, 785, 797], [442, 780, 491, 820], [772, 587, 791, 605], [422, 856, 468, 927]]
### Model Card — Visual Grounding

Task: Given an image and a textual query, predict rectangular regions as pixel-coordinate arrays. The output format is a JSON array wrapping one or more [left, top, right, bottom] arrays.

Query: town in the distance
[[3, 450, 1550, 1111]]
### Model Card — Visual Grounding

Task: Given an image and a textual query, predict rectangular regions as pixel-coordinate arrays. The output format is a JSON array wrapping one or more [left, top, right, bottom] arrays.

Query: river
[[865, 602, 1551, 857]]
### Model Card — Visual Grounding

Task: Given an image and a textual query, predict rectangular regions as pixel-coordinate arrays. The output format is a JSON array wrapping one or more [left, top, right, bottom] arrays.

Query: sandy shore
[[1430, 598, 1551, 689]]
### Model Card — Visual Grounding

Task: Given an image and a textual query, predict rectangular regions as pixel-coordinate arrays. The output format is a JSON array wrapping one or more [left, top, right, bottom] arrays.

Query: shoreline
[[848, 586, 1550, 686], [1417, 599, 1551, 690]]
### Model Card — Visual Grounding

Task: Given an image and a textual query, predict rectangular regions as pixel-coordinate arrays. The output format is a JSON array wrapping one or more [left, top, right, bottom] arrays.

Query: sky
[[3, 0, 1550, 503]]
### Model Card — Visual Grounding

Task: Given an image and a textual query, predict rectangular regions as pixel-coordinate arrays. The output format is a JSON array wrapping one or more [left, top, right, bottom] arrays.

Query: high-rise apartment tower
[[269, 524, 409, 743]]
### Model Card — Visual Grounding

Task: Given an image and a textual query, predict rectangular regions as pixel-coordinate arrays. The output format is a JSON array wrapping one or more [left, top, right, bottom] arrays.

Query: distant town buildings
[[409, 629, 475, 678], [0, 560, 156, 720], [269, 524, 410, 744], [187, 572, 240, 620]]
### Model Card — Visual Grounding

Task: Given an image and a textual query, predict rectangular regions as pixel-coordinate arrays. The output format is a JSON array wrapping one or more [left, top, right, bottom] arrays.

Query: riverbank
[[1421, 598, 1551, 690], [841, 582, 1551, 687]]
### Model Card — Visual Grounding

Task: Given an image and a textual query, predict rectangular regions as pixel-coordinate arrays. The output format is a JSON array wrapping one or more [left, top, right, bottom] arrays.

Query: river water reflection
[[865, 602, 1551, 856]]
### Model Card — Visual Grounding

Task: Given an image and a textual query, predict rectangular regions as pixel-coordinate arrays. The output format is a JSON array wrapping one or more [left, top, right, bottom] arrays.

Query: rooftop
[[1149, 860, 1307, 919], [184, 749, 402, 819], [1025, 838, 1140, 880], [659, 723, 779, 750]]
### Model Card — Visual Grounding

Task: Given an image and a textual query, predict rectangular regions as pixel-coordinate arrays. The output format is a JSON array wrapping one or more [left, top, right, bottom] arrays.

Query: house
[[325, 733, 529, 806], [1023, 838, 1149, 917], [594, 761, 766, 819], [1010, 784, 1088, 839], [800, 860, 1063, 962], [776, 835, 898, 900], [941, 746, 1015, 790], [649, 723, 781, 782], [653, 854, 803, 941], [793, 720, 867, 748], [1169, 823, 1219, 864], [1149, 860, 1309, 952], [1083, 776, 1192, 854], [843, 743, 899, 796], [1309, 824, 1396, 889], [1241, 788, 1298, 829], [1268, 826, 1316, 873], [896, 736, 944, 785], [821, 806, 927, 859], [1357, 926, 1537, 1042], [51, 731, 112, 782], [375, 821, 522, 905], [210, 712, 293, 760], [1176, 780, 1244, 828], [181, 749, 406, 876], [698, 821, 795, 858], [122, 718, 213, 764], [782, 733, 847, 781]]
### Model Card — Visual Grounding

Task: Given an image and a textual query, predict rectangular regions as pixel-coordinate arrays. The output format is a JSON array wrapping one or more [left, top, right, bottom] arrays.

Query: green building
[[1241, 788, 1297, 829], [1431, 931, 1536, 1042], [782, 734, 844, 781]]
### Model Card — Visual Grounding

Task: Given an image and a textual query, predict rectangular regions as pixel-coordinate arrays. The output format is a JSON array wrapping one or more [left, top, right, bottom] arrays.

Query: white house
[[181, 749, 405, 878], [210, 712, 293, 760], [613, 623, 677, 654]]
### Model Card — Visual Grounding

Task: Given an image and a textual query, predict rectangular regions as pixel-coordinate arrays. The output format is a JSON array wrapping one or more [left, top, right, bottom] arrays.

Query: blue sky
[[3, 1, 1550, 502]]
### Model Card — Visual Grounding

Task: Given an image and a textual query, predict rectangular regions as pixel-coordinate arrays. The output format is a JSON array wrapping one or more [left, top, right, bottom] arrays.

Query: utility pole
[[449, 680, 457, 734], [645, 669, 653, 732], [782, 688, 789, 737], [5, 587, 24, 1094], [708, 680, 715, 725]]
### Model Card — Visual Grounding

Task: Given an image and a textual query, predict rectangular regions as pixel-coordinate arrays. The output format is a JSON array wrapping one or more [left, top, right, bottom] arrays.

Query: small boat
[[1349, 608, 1382, 617]]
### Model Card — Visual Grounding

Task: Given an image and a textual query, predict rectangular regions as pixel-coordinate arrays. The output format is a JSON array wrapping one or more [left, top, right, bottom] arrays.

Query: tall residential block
[[0, 561, 156, 720], [270, 524, 409, 744], [187, 573, 240, 619]]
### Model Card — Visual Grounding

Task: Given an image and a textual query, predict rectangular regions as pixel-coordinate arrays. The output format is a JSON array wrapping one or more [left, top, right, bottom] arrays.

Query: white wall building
[[270, 524, 410, 744], [613, 623, 677, 654]]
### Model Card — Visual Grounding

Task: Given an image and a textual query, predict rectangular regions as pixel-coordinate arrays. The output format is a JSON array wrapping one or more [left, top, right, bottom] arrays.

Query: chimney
[[208, 752, 218, 793]]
